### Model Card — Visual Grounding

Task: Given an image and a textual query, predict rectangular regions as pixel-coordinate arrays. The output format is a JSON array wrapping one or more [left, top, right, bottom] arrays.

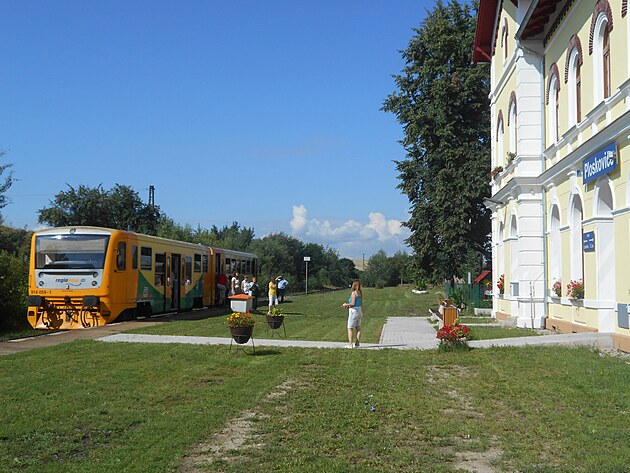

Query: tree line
[[0, 181, 415, 333]]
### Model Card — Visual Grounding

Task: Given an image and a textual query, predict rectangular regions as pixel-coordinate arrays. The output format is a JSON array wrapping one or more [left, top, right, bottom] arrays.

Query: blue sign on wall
[[583, 231, 595, 252], [582, 142, 617, 184]]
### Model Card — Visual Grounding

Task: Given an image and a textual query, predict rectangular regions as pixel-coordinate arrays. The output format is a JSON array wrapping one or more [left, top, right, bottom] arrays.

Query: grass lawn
[[128, 286, 544, 344], [127, 286, 442, 343], [1, 340, 628, 472]]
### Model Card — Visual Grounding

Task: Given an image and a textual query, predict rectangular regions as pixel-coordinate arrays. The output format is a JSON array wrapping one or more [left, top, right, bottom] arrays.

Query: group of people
[[217, 272, 290, 312], [219, 272, 363, 349], [216, 271, 262, 309], [267, 275, 288, 313]]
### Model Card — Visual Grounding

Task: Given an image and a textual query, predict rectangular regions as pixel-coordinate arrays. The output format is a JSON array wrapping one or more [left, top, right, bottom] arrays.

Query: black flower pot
[[266, 315, 284, 330], [230, 326, 253, 344]]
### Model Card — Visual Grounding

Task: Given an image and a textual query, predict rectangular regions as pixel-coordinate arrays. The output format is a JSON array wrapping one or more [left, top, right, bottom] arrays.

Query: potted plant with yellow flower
[[226, 312, 256, 344]]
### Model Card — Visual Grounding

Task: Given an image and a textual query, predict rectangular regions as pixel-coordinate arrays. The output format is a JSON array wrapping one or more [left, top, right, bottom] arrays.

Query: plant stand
[[266, 315, 286, 338], [229, 326, 256, 355]]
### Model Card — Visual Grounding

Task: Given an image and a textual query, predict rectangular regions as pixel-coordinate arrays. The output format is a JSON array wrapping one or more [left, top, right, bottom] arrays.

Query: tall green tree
[[382, 0, 491, 282], [38, 184, 161, 234]]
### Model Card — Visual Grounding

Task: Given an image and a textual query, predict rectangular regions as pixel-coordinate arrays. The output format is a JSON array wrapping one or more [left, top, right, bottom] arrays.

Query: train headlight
[[38, 272, 44, 278], [93, 272, 98, 278], [92, 281, 97, 286], [38, 281, 44, 287]]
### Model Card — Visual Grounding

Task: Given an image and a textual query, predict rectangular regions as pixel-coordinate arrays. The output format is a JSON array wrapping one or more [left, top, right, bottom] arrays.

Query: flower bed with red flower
[[552, 280, 562, 297], [436, 324, 470, 350], [497, 274, 505, 295], [566, 279, 584, 300]]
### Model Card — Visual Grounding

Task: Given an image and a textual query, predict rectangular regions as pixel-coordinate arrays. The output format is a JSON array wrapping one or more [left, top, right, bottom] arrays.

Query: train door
[[171, 254, 181, 310]]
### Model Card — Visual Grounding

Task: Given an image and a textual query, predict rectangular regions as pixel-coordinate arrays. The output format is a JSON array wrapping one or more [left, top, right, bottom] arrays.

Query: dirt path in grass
[[427, 365, 503, 472], [180, 378, 297, 472]]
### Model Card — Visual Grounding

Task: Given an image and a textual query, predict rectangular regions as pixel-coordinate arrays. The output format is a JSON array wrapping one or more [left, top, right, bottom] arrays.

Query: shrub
[[0, 250, 28, 331]]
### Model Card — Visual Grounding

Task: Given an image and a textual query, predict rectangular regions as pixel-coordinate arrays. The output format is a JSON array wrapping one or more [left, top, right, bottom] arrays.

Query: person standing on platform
[[268, 277, 278, 314], [249, 276, 260, 310], [230, 271, 240, 296], [342, 280, 363, 348], [277, 276, 288, 303], [242, 275, 251, 295]]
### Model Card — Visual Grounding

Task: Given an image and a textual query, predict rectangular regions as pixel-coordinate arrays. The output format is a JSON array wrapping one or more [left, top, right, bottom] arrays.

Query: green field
[[1, 287, 628, 472], [1, 339, 628, 472], [128, 286, 542, 342]]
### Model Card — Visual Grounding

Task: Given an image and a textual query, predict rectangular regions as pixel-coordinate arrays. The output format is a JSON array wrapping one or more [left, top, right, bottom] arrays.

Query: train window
[[194, 254, 202, 273], [184, 256, 192, 284], [132, 245, 138, 270], [202, 254, 209, 273], [141, 247, 152, 270], [116, 242, 126, 271], [155, 253, 165, 286], [246, 260, 251, 274]]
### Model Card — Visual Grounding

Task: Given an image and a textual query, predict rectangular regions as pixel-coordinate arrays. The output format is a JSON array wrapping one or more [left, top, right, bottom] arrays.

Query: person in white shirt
[[277, 276, 288, 303], [241, 275, 251, 295]]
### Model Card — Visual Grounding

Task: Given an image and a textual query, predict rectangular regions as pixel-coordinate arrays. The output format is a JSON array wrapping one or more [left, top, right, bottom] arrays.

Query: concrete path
[[97, 316, 615, 351]]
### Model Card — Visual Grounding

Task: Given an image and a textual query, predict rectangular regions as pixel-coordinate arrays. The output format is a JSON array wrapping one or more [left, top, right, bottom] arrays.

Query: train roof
[[34, 226, 257, 258], [211, 247, 258, 258]]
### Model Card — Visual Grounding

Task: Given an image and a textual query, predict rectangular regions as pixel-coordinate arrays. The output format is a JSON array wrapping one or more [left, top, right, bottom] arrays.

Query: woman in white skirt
[[342, 280, 363, 348]]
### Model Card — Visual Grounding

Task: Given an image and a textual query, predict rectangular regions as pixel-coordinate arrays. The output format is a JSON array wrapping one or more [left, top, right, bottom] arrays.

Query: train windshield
[[35, 234, 111, 269]]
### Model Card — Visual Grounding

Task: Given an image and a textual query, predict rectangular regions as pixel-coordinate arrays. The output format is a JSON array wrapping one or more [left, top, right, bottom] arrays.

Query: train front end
[[27, 227, 117, 329]]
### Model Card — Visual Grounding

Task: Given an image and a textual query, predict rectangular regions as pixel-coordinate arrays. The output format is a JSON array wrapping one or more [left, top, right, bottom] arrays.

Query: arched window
[[590, 3, 613, 103], [501, 18, 509, 61], [508, 94, 517, 156], [565, 36, 583, 126], [549, 204, 562, 290], [603, 27, 611, 98], [569, 193, 584, 282], [547, 66, 560, 143], [496, 113, 505, 167]]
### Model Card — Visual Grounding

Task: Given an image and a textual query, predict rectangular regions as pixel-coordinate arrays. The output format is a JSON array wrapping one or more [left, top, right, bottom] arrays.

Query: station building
[[474, 0, 630, 351]]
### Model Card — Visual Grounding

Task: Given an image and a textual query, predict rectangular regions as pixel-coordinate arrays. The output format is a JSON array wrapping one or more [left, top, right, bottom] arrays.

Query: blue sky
[[0, 0, 434, 259]]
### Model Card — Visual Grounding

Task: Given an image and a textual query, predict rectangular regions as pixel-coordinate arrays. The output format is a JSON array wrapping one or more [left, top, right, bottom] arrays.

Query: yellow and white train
[[26, 226, 258, 329]]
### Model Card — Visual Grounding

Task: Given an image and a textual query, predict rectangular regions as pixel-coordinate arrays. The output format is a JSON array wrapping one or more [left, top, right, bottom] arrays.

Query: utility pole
[[148, 185, 155, 207]]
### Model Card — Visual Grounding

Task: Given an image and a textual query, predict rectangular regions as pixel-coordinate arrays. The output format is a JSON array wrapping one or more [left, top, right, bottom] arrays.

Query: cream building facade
[[474, 0, 630, 351]]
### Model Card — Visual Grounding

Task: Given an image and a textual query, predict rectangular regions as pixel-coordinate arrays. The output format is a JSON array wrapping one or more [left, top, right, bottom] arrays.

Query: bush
[[0, 250, 28, 331]]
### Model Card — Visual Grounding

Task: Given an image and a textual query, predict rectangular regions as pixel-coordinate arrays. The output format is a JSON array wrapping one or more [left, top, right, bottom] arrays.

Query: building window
[[547, 76, 560, 143], [496, 115, 505, 167], [502, 19, 509, 61], [603, 26, 611, 98], [549, 204, 562, 291], [508, 102, 517, 156], [567, 47, 582, 126], [569, 194, 584, 282], [591, 8, 613, 104]]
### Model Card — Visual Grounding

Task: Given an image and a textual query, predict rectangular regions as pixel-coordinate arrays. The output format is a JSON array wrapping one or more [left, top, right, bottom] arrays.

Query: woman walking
[[342, 280, 363, 348]]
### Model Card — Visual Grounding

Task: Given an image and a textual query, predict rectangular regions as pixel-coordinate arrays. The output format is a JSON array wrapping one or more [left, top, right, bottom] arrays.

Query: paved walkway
[[97, 317, 615, 351]]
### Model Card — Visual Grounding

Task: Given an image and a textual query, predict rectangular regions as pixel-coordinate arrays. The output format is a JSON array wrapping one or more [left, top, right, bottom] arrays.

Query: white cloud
[[289, 205, 410, 258]]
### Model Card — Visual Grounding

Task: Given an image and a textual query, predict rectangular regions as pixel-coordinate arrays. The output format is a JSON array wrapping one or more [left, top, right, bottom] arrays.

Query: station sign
[[582, 142, 617, 184], [583, 231, 595, 252]]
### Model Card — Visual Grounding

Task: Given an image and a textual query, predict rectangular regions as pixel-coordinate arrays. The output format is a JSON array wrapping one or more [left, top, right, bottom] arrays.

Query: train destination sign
[[583, 231, 595, 252], [582, 142, 617, 184]]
